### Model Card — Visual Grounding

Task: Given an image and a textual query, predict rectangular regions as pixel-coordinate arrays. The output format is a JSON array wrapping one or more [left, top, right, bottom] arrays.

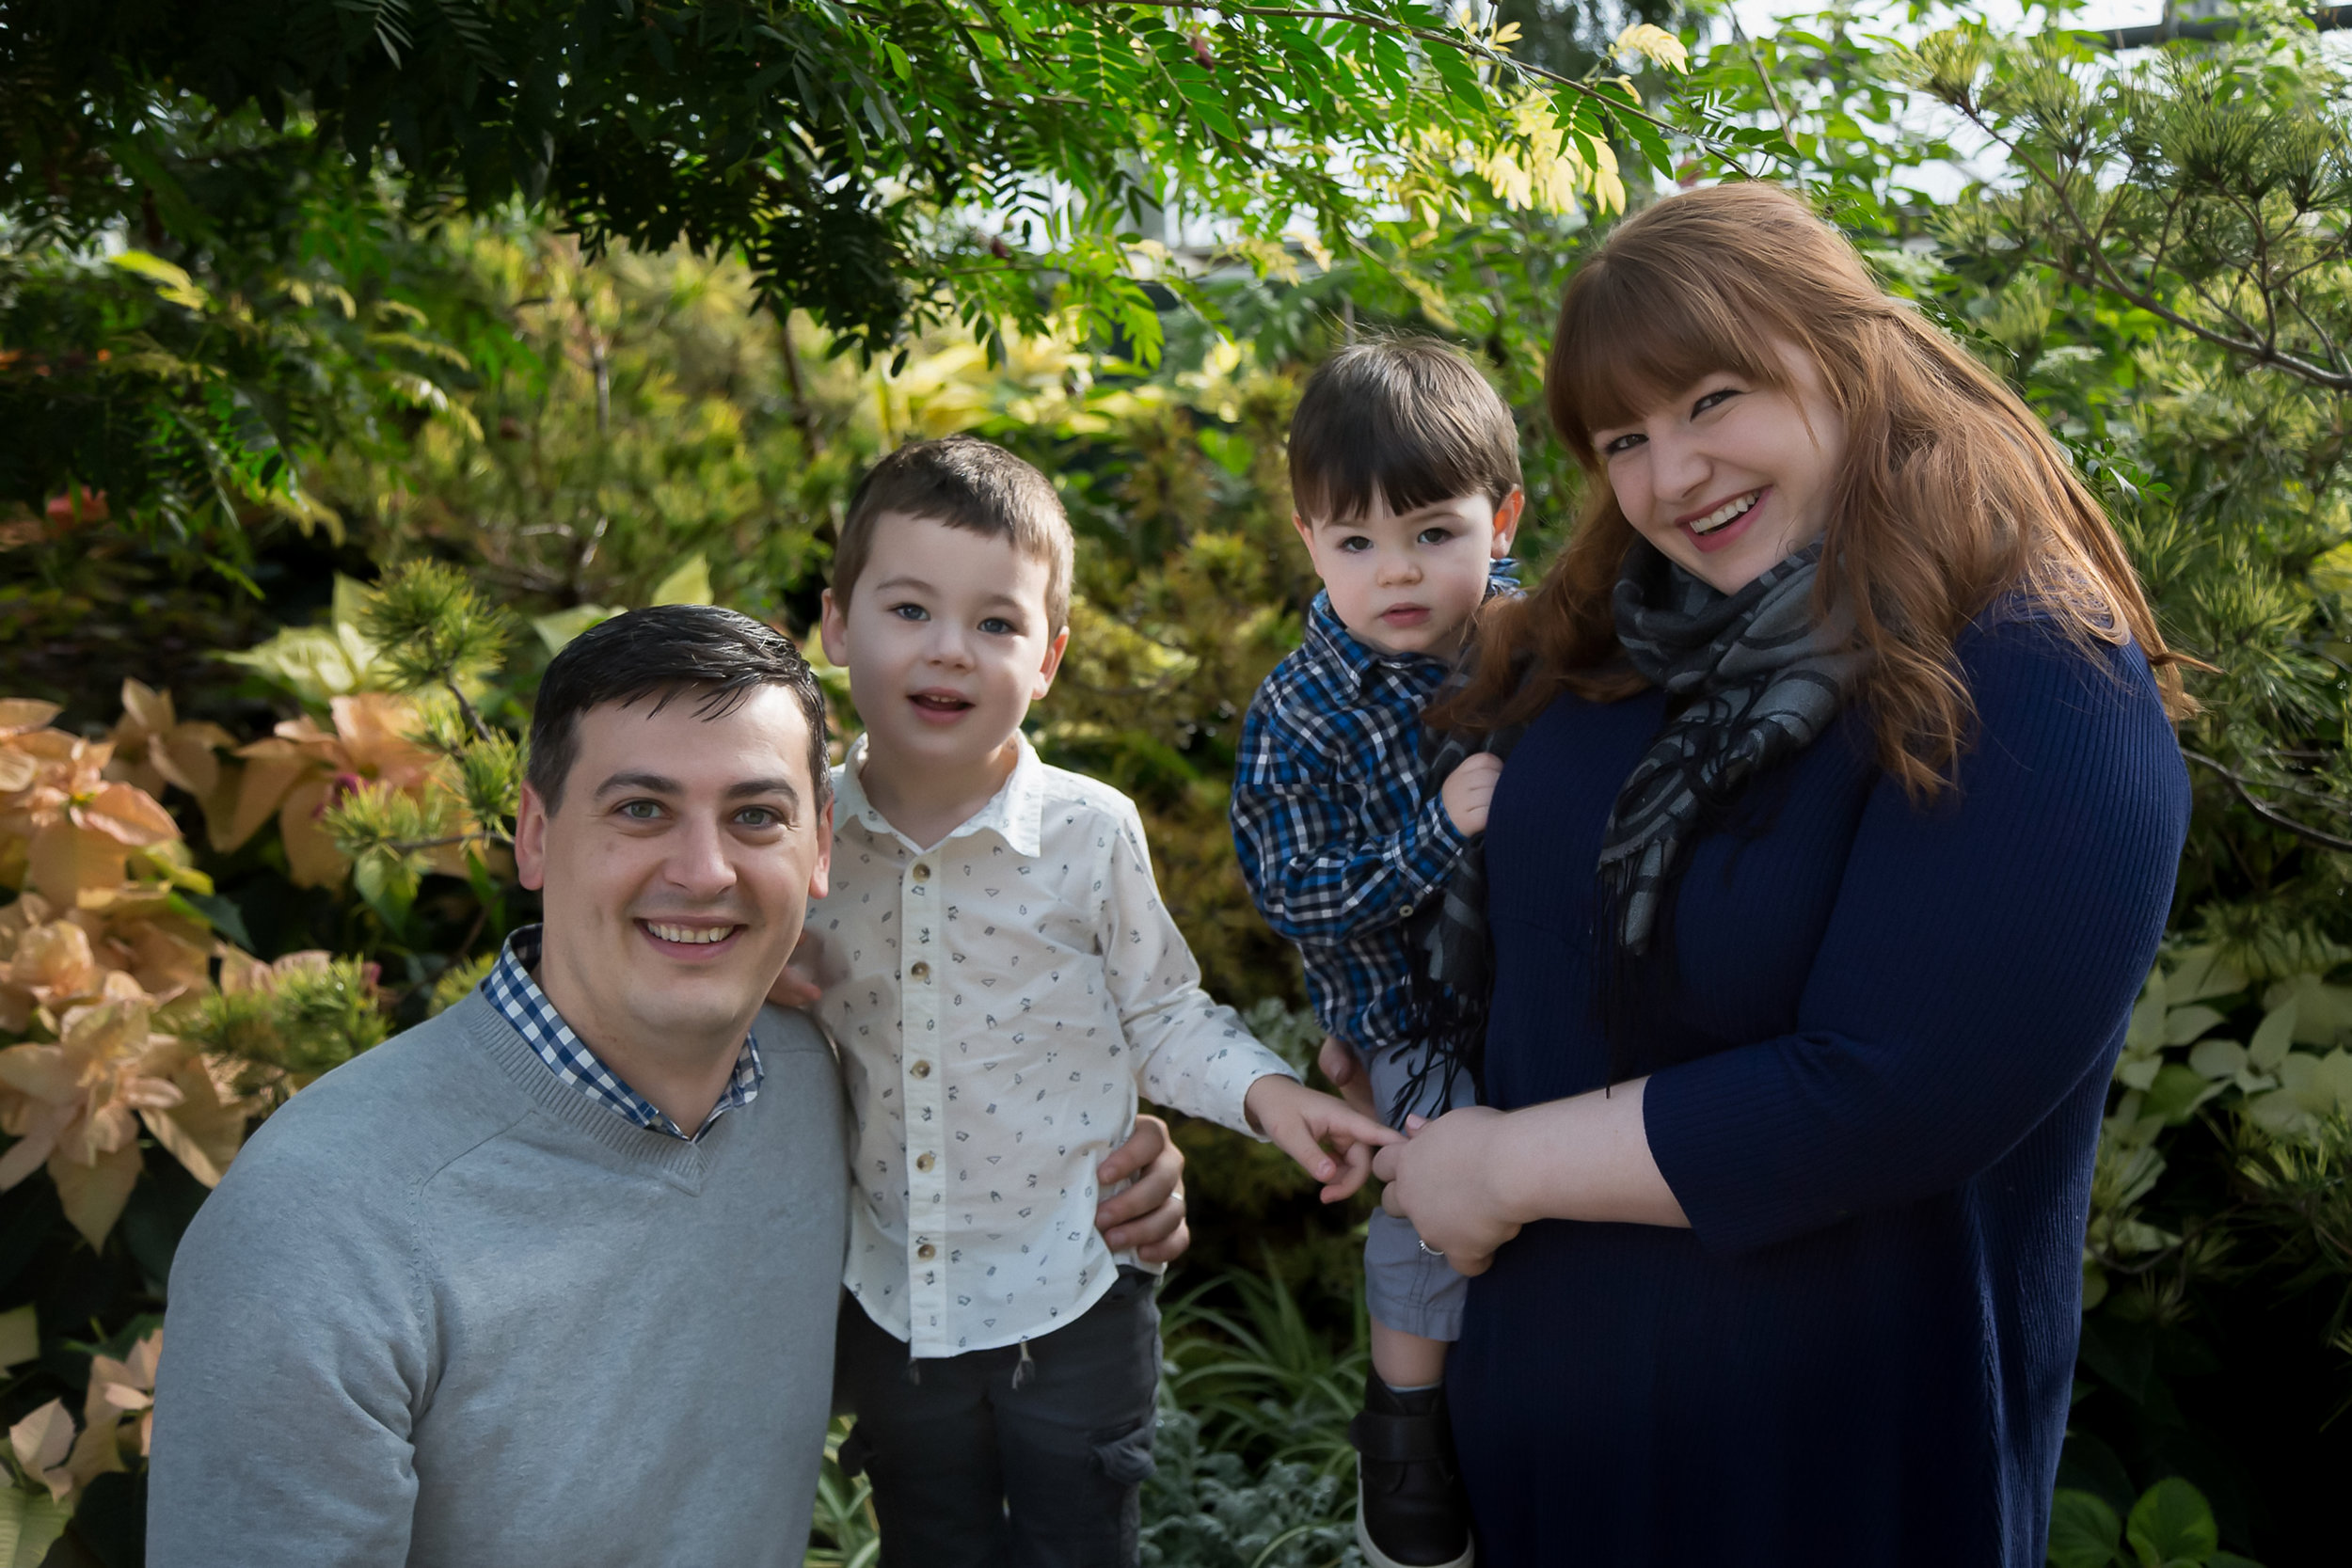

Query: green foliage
[[183, 957, 391, 1105], [2048, 1478, 2264, 1568]]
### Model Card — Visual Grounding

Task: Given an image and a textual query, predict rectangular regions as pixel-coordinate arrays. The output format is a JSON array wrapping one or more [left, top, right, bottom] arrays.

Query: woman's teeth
[[645, 923, 734, 945], [1690, 490, 1761, 536]]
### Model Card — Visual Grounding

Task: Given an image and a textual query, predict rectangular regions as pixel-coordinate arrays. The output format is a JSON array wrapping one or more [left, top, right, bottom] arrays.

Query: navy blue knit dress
[[1454, 615, 2189, 1566]]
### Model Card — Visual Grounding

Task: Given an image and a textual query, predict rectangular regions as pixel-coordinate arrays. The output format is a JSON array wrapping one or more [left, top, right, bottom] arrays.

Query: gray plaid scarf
[[1599, 539, 1864, 956]]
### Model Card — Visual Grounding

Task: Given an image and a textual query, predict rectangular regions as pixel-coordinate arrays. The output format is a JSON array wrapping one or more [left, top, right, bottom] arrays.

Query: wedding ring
[[1417, 1239, 1444, 1258]]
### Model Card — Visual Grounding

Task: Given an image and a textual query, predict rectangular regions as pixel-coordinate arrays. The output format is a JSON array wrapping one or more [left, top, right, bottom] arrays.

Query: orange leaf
[[49, 1140, 143, 1249], [0, 701, 62, 736], [278, 779, 349, 888], [144, 1064, 244, 1187], [78, 783, 179, 847], [0, 746, 39, 792], [211, 752, 310, 852], [26, 824, 129, 909]]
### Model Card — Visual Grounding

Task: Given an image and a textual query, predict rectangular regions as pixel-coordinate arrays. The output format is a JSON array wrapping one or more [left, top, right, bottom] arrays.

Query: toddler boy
[[797, 435, 1397, 1568], [1230, 339, 1524, 1568]]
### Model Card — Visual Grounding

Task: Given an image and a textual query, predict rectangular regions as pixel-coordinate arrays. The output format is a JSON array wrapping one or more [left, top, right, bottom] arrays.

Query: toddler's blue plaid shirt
[[1230, 564, 1513, 1058], [480, 925, 762, 1140]]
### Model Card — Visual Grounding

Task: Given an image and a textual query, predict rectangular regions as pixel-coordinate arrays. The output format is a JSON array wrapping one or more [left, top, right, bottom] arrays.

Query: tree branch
[[2183, 748, 2352, 851]]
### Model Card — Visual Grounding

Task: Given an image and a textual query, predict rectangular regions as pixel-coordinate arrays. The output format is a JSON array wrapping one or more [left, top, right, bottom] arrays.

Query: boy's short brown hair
[[1289, 337, 1522, 526], [833, 435, 1075, 634]]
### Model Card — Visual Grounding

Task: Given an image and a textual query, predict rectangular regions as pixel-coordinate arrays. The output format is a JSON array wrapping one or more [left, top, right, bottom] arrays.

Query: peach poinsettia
[[104, 679, 235, 809], [5, 1327, 162, 1506], [214, 693, 445, 886], [0, 980, 247, 1247], [0, 730, 182, 910], [0, 895, 210, 1035]]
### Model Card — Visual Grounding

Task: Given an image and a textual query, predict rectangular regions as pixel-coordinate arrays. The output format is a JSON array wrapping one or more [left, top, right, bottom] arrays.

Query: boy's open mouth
[[909, 689, 975, 717]]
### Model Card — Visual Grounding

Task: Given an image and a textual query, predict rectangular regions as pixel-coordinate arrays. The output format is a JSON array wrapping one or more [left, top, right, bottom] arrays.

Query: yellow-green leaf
[[650, 554, 713, 607]]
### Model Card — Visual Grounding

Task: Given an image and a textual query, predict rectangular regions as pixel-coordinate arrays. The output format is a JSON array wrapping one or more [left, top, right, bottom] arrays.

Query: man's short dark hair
[[833, 435, 1075, 633], [528, 605, 831, 815], [1289, 337, 1523, 526]]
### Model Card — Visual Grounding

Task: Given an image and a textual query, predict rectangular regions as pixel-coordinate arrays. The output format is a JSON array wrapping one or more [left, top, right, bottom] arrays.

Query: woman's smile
[[1679, 487, 1768, 552]]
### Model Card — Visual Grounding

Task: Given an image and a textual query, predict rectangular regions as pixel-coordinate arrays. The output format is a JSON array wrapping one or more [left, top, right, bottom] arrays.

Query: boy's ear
[[1032, 626, 1072, 702], [818, 588, 849, 667], [1489, 487, 1526, 558], [1290, 511, 1320, 562]]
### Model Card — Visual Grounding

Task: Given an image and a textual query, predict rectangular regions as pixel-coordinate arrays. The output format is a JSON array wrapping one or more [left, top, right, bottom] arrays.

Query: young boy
[[796, 434, 1397, 1568], [1230, 339, 1525, 1568]]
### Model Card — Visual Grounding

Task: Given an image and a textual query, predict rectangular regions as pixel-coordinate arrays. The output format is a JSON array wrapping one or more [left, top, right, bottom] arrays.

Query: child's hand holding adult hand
[[1440, 753, 1505, 836], [1373, 1106, 1521, 1277], [1245, 1074, 1403, 1204]]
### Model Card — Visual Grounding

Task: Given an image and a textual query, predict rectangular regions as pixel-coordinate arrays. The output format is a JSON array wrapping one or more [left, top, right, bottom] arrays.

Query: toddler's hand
[[1243, 1074, 1403, 1204], [1440, 752, 1505, 836]]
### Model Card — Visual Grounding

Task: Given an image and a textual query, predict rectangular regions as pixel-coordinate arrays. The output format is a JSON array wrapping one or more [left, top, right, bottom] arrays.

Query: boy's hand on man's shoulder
[[1440, 752, 1505, 836], [765, 930, 823, 1009], [1242, 1074, 1403, 1205]]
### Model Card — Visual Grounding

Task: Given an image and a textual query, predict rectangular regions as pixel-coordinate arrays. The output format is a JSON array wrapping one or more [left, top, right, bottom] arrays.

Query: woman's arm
[[1373, 1081, 1687, 1275], [1378, 619, 2190, 1269]]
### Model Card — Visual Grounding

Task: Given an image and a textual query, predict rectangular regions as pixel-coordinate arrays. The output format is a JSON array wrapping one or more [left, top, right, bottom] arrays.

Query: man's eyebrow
[[725, 778, 802, 808], [594, 770, 683, 800]]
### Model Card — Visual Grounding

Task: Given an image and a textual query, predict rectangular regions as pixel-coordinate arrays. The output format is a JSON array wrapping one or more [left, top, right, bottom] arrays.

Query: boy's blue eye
[[1336, 536, 1373, 553], [891, 603, 930, 622], [1416, 526, 1454, 546], [978, 616, 1016, 636]]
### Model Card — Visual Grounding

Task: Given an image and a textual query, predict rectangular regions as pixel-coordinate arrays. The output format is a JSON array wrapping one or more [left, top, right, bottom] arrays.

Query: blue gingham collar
[[1303, 557, 1520, 691], [480, 925, 761, 1140]]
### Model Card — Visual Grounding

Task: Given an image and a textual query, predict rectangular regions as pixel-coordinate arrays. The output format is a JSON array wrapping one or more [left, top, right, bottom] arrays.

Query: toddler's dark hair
[[1289, 337, 1522, 526], [834, 435, 1074, 634]]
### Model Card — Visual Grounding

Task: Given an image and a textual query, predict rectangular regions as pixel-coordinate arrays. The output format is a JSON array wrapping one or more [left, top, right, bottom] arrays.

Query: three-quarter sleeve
[[1643, 618, 2190, 1259]]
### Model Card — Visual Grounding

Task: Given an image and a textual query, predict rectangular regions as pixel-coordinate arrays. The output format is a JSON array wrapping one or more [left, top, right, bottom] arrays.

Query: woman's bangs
[[1552, 263, 1782, 451]]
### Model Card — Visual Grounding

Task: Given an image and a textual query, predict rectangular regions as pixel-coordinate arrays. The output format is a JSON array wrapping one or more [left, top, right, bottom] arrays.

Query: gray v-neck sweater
[[149, 991, 848, 1568]]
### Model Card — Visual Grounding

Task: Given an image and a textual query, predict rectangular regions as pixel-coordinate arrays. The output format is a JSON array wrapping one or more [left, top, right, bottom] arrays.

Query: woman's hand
[[1375, 1083, 1691, 1275], [1374, 1107, 1523, 1276]]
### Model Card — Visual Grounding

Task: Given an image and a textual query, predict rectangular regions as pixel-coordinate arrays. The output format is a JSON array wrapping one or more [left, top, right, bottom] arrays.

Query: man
[[150, 605, 1188, 1566]]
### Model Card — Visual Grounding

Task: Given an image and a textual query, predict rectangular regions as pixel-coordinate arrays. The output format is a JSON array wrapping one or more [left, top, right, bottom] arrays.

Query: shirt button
[[912, 863, 931, 882], [910, 960, 930, 981], [911, 1060, 932, 1079], [916, 1243, 937, 1260], [915, 1152, 936, 1171]]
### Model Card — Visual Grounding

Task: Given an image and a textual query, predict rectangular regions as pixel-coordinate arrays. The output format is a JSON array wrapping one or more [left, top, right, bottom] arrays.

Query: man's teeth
[[646, 923, 734, 944], [1690, 491, 1761, 536]]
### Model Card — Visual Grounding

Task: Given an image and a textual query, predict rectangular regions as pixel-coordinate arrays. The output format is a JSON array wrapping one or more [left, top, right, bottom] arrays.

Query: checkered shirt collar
[[480, 925, 762, 1140]]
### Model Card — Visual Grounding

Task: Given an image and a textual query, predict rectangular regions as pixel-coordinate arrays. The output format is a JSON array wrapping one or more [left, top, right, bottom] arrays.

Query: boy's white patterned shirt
[[808, 733, 1296, 1358]]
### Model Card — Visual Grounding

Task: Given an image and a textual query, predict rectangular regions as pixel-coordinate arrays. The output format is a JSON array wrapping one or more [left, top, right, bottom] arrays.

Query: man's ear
[[514, 781, 551, 893], [1490, 487, 1527, 558], [818, 588, 849, 667], [1031, 626, 1072, 703], [808, 799, 834, 903]]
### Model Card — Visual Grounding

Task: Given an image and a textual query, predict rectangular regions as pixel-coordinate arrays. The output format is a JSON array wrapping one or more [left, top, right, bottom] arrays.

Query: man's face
[[514, 686, 831, 1054]]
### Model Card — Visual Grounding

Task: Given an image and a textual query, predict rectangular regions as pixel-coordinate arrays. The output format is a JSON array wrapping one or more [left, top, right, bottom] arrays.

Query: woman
[[1367, 183, 2192, 1564]]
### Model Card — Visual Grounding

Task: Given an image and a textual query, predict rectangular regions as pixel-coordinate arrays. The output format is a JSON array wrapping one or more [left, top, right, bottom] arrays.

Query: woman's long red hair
[[1438, 182, 2187, 795]]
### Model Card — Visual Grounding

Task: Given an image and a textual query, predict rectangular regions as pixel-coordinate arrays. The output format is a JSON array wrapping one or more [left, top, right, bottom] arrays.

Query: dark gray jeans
[[834, 1269, 1161, 1568]]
